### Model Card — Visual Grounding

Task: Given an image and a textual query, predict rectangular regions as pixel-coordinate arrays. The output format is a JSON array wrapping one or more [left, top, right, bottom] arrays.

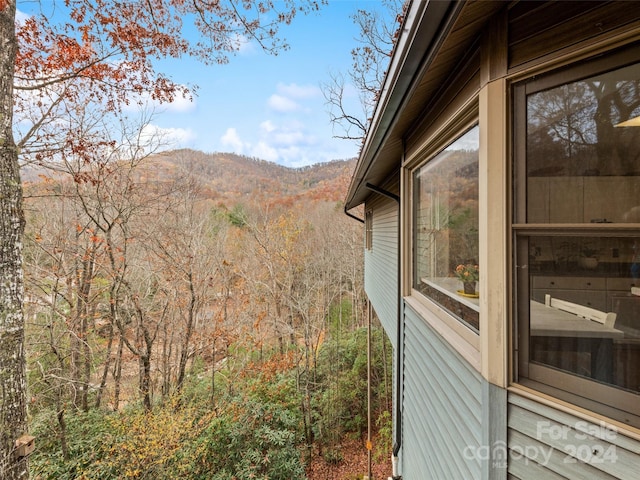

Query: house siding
[[402, 302, 484, 479], [364, 190, 399, 348], [507, 393, 640, 480], [349, 2, 640, 479]]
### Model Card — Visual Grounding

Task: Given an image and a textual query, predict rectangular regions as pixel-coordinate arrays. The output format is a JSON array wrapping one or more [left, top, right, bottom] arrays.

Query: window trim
[[513, 44, 640, 427]]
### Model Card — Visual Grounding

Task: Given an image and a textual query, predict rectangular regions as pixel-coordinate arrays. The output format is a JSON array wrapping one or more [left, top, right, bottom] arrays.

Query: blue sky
[[148, 0, 392, 167], [16, 0, 394, 168]]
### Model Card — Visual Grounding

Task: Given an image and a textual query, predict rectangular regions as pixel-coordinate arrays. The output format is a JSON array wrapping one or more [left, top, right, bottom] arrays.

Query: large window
[[514, 47, 640, 427], [413, 125, 479, 331]]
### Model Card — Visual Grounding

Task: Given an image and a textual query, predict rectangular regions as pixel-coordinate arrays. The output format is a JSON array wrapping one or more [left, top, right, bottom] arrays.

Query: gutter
[[344, 2, 463, 477]]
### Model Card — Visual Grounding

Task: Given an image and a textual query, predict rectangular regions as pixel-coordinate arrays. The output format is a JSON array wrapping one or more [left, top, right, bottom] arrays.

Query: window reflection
[[527, 62, 640, 224], [413, 126, 479, 330], [523, 60, 640, 393], [527, 62, 640, 177], [528, 234, 640, 392]]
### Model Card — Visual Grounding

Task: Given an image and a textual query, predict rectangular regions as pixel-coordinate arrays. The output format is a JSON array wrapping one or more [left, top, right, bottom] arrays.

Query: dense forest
[[21, 150, 392, 479]]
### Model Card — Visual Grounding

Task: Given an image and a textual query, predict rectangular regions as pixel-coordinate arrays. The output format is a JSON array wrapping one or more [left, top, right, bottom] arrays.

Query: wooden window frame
[[513, 44, 640, 428]]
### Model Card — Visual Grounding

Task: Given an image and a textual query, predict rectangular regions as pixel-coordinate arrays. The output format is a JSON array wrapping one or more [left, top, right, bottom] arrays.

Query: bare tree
[[148, 166, 227, 397], [322, 0, 406, 142], [1, 1, 323, 475]]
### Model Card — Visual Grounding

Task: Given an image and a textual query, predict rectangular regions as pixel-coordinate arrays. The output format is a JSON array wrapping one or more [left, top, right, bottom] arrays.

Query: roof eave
[[344, 0, 460, 211]]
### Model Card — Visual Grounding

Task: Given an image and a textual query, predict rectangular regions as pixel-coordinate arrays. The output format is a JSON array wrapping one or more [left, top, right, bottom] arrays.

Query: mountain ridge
[[21, 149, 357, 205]]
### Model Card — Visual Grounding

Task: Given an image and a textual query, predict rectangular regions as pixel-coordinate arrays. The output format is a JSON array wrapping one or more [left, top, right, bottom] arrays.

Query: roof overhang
[[344, 0, 460, 211], [345, 0, 506, 211]]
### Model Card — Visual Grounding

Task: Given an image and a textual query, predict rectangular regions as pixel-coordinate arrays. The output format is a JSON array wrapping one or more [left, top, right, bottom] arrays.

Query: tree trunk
[[176, 271, 197, 393], [79, 255, 95, 412], [140, 353, 152, 411], [210, 343, 215, 409], [95, 321, 115, 409], [113, 333, 124, 411], [161, 320, 171, 400], [0, 2, 29, 479], [56, 407, 69, 461]]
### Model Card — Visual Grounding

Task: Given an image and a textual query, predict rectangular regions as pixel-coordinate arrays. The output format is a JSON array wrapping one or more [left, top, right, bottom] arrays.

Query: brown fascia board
[[344, 0, 462, 211]]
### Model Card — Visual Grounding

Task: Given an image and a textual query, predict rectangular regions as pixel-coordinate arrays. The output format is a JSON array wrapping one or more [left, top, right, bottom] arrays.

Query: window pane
[[414, 126, 479, 330], [528, 235, 640, 392], [526, 62, 640, 223]]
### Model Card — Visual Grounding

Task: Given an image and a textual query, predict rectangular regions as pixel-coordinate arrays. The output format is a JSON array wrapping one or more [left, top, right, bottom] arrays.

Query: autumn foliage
[[23, 150, 390, 478], [0, 1, 401, 478]]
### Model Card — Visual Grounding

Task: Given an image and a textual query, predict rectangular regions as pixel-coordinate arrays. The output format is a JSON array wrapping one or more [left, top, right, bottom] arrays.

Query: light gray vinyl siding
[[402, 302, 484, 479], [507, 392, 640, 480], [364, 192, 398, 347]]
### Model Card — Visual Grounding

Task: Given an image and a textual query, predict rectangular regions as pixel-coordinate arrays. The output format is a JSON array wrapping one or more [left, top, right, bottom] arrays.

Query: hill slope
[[22, 149, 356, 205], [154, 149, 356, 203]]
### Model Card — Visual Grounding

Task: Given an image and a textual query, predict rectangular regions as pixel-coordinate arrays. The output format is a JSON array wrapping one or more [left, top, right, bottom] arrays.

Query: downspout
[[365, 182, 402, 480], [344, 206, 365, 224]]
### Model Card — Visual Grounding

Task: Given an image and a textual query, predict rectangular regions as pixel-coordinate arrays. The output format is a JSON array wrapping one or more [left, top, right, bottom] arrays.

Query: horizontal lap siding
[[402, 303, 483, 479], [507, 393, 640, 480], [365, 193, 399, 348]]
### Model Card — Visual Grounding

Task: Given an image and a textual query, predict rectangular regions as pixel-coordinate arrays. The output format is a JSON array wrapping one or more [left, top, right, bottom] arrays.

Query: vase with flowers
[[454, 263, 479, 296]]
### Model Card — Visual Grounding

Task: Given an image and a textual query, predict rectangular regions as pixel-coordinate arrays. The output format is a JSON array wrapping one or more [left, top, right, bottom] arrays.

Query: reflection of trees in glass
[[448, 207, 479, 267], [589, 77, 640, 174], [414, 148, 478, 279], [527, 63, 640, 176], [528, 83, 596, 169]]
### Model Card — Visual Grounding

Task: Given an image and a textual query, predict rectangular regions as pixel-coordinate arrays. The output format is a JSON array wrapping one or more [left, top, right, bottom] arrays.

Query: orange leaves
[[243, 351, 298, 382], [253, 310, 267, 330], [16, 17, 95, 79], [14, 4, 189, 140]]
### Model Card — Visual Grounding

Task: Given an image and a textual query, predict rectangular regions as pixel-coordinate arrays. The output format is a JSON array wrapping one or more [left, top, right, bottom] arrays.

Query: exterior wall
[[402, 302, 485, 479], [507, 393, 640, 480], [364, 187, 399, 348], [356, 3, 640, 479]]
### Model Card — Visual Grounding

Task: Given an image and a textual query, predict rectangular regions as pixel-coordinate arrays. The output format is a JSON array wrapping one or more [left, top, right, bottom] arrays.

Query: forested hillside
[[158, 150, 356, 201], [21, 150, 391, 479], [22, 150, 355, 204]]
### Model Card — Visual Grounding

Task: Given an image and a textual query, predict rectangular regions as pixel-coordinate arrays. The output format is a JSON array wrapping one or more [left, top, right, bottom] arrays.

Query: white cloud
[[249, 120, 321, 166], [259, 120, 276, 134], [218, 119, 354, 167], [267, 94, 299, 113], [276, 83, 320, 99], [233, 34, 256, 55], [141, 124, 196, 149], [220, 127, 245, 154], [16, 9, 30, 25], [272, 130, 308, 147], [250, 141, 279, 162], [266, 83, 321, 113], [165, 93, 195, 113], [123, 89, 196, 114]]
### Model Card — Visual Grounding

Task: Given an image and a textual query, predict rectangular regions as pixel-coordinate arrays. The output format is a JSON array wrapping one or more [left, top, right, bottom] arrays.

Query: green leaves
[[30, 372, 306, 480]]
